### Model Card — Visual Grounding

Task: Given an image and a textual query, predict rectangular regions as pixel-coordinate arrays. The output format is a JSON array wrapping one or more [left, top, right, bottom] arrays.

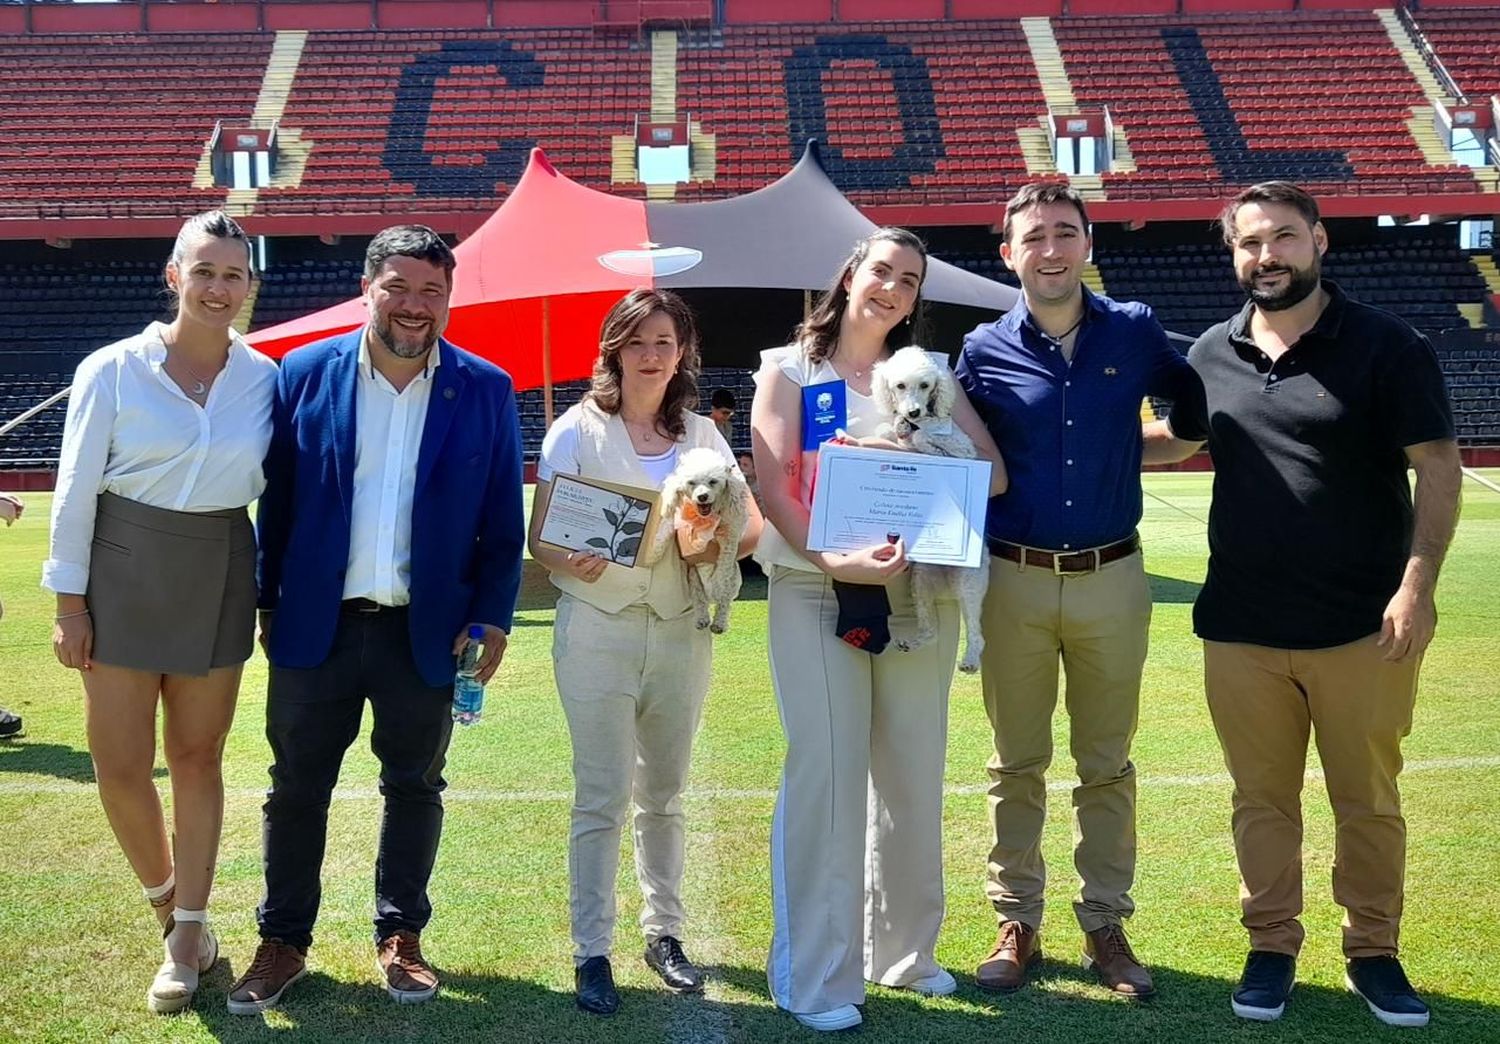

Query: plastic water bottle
[[452, 625, 485, 726]]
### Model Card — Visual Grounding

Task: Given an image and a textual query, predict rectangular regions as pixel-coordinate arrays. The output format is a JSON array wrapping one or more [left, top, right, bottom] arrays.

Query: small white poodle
[[870, 345, 991, 673], [648, 447, 750, 634]]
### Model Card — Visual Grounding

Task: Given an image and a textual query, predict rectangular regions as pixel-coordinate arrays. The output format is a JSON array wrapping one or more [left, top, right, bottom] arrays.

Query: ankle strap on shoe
[[143, 873, 176, 907], [171, 907, 208, 924]]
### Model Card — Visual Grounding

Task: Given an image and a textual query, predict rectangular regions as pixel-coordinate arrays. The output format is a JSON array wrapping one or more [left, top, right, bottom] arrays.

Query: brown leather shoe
[[1083, 924, 1155, 998], [975, 920, 1042, 992], [226, 939, 307, 1015], [376, 929, 439, 1004]]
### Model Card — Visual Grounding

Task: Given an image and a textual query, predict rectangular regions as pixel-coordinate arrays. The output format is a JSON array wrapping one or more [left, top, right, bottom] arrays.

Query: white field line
[[3, 755, 1497, 802]]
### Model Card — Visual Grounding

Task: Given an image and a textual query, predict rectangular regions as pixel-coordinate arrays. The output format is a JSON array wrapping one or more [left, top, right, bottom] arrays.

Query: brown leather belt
[[986, 533, 1140, 576]]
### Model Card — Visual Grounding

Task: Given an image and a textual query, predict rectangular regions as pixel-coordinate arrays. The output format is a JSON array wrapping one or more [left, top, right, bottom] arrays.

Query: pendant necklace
[[163, 329, 218, 397]]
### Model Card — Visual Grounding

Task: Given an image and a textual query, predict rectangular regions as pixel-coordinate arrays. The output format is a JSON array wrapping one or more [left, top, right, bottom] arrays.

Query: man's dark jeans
[[257, 607, 454, 949]]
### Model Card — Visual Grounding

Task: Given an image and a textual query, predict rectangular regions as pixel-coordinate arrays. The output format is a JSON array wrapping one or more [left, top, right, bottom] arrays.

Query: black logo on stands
[[784, 35, 945, 191], [1161, 27, 1352, 182], [384, 40, 546, 197]]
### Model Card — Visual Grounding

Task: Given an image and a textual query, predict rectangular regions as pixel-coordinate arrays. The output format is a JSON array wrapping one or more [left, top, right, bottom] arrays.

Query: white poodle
[[648, 447, 749, 634], [870, 345, 991, 673]]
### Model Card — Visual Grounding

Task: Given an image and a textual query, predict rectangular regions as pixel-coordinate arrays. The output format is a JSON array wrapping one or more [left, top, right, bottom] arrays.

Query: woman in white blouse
[[44, 211, 277, 1013], [750, 228, 1006, 1032], [526, 289, 761, 1016]]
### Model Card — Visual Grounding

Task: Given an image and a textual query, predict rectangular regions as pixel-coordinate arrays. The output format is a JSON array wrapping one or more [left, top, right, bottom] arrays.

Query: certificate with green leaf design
[[538, 473, 660, 568]]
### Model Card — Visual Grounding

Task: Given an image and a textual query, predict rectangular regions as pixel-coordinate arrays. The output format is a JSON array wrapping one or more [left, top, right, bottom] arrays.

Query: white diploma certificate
[[538, 473, 660, 568], [806, 444, 991, 568]]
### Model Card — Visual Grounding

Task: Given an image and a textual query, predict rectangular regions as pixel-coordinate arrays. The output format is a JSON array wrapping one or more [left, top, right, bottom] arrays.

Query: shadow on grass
[[181, 957, 1499, 1044], [1148, 573, 1203, 604], [0, 739, 165, 782]]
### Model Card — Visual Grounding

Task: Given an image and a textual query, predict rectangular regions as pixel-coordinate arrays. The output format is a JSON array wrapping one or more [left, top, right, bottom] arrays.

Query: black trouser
[[257, 607, 454, 949]]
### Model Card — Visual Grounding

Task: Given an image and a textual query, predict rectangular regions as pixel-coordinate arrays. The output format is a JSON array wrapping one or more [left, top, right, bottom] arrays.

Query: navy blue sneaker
[[1232, 950, 1295, 1021], [1347, 955, 1430, 1028], [0, 709, 20, 737]]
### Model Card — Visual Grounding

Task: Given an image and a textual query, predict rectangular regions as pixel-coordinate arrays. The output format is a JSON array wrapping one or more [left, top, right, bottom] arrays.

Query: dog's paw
[[959, 657, 980, 674], [710, 622, 726, 635]]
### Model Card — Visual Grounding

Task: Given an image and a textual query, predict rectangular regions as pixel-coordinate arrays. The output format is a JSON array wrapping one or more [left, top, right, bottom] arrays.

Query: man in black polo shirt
[[1147, 182, 1461, 1028]]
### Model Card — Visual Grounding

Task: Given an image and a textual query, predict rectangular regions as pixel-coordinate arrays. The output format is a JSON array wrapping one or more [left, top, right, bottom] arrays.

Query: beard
[[1241, 261, 1321, 312], [372, 314, 438, 359]]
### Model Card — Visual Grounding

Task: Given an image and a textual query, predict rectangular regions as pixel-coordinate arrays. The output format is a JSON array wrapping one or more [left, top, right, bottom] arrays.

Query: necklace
[[1043, 316, 1084, 344], [837, 352, 886, 381], [624, 415, 662, 445], [162, 329, 222, 398]]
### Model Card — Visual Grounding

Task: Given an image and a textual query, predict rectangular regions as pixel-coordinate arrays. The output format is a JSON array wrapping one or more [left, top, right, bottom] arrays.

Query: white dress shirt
[[43, 322, 277, 595], [342, 334, 439, 606]]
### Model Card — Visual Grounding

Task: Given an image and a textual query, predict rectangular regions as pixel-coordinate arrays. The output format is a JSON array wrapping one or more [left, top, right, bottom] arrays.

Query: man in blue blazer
[[228, 226, 524, 1014]]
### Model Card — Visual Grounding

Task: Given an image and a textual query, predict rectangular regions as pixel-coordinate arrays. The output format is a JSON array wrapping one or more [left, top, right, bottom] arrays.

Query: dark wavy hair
[[586, 289, 702, 441], [794, 227, 928, 363], [1219, 181, 1322, 247], [364, 224, 456, 283]]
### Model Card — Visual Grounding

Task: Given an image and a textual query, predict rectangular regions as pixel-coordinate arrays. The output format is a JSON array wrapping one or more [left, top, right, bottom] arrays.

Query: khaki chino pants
[[553, 595, 712, 962], [1204, 635, 1420, 958], [979, 550, 1151, 933]]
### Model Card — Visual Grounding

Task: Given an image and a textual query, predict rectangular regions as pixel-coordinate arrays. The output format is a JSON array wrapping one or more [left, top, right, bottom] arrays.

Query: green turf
[[1, 473, 1497, 1042]]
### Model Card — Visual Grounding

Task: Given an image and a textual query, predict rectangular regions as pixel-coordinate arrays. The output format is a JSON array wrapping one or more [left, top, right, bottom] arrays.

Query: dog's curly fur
[[648, 447, 749, 634], [870, 345, 991, 673]]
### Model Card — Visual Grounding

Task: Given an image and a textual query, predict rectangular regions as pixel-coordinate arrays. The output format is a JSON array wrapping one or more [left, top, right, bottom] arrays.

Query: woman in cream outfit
[[44, 212, 277, 1013], [527, 289, 762, 1015], [750, 228, 1007, 1032]]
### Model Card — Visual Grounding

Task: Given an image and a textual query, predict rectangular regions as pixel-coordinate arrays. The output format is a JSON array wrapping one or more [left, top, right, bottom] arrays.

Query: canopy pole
[[542, 297, 555, 428], [803, 288, 812, 320]]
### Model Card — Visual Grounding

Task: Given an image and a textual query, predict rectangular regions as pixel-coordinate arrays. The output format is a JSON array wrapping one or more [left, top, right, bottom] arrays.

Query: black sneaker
[[574, 955, 619, 1015], [1346, 955, 1430, 1028], [0, 709, 21, 737], [1232, 950, 1295, 1021], [644, 935, 706, 993]]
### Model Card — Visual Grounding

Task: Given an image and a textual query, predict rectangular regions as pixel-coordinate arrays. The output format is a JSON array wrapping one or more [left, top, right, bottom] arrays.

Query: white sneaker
[[900, 969, 958, 997], [792, 1004, 863, 1031]]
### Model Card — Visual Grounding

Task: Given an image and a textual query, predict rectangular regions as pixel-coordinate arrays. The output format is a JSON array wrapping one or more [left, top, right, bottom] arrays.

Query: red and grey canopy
[[247, 142, 1018, 391]]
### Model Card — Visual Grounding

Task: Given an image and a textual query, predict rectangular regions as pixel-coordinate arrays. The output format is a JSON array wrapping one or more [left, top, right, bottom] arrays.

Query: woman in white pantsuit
[[527, 289, 762, 1016], [749, 228, 1006, 1032]]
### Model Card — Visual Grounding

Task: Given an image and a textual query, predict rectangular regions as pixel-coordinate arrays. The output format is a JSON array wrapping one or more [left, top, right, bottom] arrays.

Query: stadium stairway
[[612, 31, 717, 200], [1376, 9, 1467, 172], [190, 30, 312, 213], [1473, 254, 1500, 319], [1017, 16, 1133, 199]]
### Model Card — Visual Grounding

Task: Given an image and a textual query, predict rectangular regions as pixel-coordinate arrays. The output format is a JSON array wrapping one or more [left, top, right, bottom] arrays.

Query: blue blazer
[[255, 328, 525, 687]]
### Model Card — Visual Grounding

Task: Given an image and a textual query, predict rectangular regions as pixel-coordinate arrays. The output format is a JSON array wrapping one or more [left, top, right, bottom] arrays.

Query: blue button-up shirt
[[956, 288, 1196, 551]]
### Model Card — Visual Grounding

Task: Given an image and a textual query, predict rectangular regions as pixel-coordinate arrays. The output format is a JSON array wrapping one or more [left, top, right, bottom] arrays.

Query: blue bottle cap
[[468, 624, 484, 640]]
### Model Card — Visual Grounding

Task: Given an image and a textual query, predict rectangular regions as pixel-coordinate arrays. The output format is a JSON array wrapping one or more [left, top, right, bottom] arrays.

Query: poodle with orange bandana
[[647, 447, 750, 634]]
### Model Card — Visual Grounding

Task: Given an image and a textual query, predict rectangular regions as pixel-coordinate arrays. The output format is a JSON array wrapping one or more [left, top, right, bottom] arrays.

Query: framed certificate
[[538, 473, 660, 568], [806, 444, 991, 568]]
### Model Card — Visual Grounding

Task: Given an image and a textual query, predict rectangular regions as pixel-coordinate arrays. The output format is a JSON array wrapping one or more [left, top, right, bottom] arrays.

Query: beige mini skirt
[[86, 492, 256, 675]]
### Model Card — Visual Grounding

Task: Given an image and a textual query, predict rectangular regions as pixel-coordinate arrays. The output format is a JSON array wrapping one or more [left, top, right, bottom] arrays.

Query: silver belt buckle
[[1054, 548, 1100, 576]]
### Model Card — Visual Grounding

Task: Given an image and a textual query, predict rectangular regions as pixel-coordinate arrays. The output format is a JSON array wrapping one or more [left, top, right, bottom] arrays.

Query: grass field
[[1, 473, 1497, 1043]]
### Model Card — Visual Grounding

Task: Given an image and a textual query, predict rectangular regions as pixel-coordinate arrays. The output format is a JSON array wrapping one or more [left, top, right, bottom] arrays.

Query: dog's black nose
[[906, 408, 923, 419]]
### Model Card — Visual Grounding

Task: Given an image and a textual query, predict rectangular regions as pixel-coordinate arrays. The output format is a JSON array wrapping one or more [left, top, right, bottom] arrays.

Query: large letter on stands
[[784, 35, 945, 192], [1162, 27, 1352, 182], [384, 40, 546, 197]]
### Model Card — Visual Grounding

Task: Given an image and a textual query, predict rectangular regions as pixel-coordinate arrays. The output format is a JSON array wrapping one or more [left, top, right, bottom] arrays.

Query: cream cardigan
[[547, 399, 728, 617]]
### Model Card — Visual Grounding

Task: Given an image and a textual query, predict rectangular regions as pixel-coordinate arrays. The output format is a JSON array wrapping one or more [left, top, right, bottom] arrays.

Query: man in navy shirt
[[956, 182, 1197, 999], [1148, 182, 1460, 1028]]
